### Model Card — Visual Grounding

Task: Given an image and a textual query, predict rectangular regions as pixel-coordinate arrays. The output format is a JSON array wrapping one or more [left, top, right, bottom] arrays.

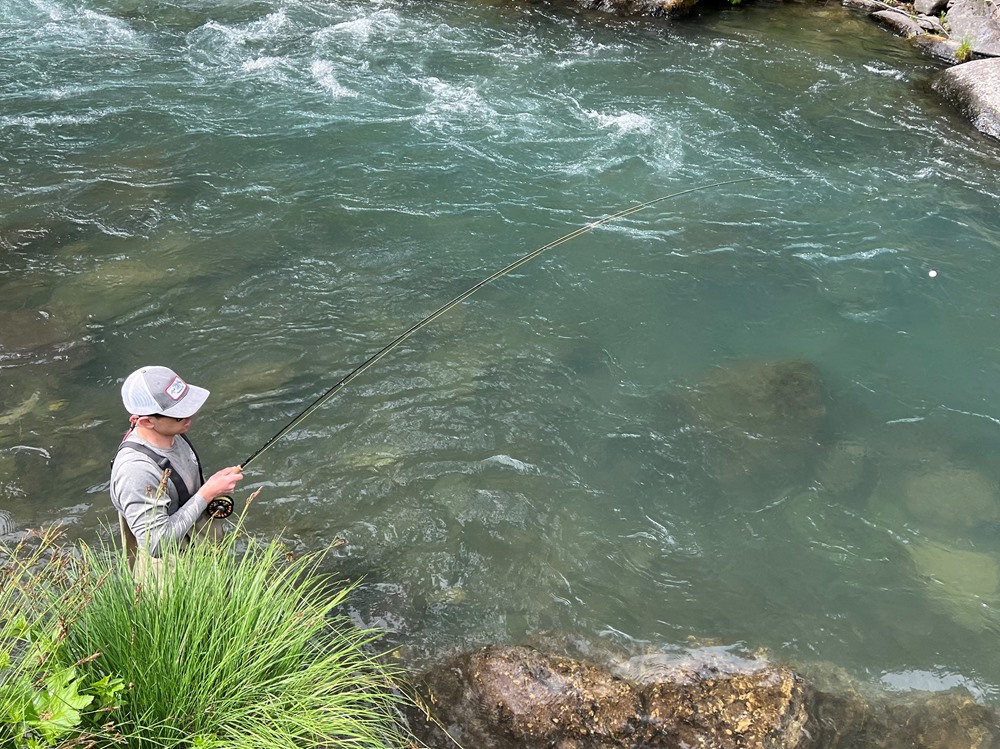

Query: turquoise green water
[[4, 0, 1000, 700]]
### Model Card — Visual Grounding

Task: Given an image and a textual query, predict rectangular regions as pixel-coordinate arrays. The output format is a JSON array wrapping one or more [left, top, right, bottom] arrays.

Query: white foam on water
[[481, 454, 538, 474], [555, 106, 681, 176], [585, 109, 655, 135], [414, 76, 498, 130], [188, 10, 294, 77], [0, 109, 119, 131], [863, 62, 906, 80], [793, 247, 897, 263], [242, 55, 284, 72], [310, 59, 357, 98], [325, 8, 400, 44], [77, 8, 136, 43]]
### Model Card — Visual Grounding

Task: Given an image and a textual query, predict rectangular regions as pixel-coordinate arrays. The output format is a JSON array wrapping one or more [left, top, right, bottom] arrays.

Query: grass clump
[[956, 36, 974, 62], [1, 527, 415, 749]]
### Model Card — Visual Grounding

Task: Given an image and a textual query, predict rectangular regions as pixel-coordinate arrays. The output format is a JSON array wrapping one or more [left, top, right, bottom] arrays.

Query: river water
[[4, 0, 1000, 702]]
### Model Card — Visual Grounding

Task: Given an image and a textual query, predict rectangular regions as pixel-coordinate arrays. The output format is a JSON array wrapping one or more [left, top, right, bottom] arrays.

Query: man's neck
[[134, 424, 176, 451]]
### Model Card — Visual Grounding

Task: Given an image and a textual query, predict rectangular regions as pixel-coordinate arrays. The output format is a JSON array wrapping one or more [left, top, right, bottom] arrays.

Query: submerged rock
[[815, 440, 871, 497], [576, 0, 700, 17], [678, 359, 826, 493], [690, 359, 826, 432], [901, 467, 1000, 531], [907, 539, 1000, 631], [879, 689, 1000, 749]]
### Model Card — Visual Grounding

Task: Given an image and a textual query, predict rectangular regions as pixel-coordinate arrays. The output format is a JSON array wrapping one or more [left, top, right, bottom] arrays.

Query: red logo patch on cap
[[164, 375, 188, 401]]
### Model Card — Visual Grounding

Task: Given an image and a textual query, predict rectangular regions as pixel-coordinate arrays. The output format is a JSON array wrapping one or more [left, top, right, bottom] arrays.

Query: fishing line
[[239, 175, 766, 470]]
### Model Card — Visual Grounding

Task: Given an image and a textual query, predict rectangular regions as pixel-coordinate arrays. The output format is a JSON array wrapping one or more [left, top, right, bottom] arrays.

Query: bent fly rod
[[239, 176, 766, 471]]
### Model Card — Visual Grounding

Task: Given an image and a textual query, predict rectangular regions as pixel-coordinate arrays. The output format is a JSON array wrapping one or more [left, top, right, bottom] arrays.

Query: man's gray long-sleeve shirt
[[110, 433, 207, 557]]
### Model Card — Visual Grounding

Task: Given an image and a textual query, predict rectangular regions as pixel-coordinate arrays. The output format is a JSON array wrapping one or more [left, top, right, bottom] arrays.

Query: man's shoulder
[[111, 441, 165, 476]]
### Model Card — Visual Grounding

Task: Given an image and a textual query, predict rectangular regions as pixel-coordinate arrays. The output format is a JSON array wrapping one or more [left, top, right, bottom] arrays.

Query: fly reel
[[207, 495, 234, 519]]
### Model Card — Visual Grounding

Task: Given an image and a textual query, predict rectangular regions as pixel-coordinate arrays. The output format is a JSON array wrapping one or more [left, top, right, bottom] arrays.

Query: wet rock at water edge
[[911, 34, 968, 64], [872, 8, 927, 37], [409, 643, 1000, 749], [411, 644, 811, 749], [934, 59, 1000, 140], [944, 0, 1000, 57]]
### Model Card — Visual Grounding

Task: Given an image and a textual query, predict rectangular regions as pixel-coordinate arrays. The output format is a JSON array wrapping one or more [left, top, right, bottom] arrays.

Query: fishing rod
[[238, 176, 766, 472]]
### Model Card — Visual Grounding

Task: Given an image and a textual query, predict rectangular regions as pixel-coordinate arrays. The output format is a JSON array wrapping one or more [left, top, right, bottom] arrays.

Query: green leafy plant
[[0, 529, 118, 747]]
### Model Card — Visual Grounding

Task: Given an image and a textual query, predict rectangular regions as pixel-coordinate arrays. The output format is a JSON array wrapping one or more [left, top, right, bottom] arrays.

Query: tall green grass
[[2, 527, 415, 749]]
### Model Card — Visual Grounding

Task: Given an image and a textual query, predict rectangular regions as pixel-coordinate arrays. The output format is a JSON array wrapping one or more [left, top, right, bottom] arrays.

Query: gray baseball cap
[[121, 366, 210, 418]]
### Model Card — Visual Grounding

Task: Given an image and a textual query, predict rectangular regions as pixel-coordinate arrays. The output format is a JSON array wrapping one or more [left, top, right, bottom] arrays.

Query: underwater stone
[[680, 358, 827, 493], [691, 359, 826, 434], [879, 689, 1000, 749], [815, 441, 870, 496], [0, 309, 84, 352], [907, 539, 1000, 632], [901, 467, 1000, 531]]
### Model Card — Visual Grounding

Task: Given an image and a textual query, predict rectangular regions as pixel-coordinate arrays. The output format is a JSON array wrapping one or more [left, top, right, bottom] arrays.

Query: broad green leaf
[[26, 667, 93, 743]]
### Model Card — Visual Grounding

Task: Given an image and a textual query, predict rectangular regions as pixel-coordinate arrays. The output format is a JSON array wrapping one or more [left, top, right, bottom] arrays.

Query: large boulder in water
[[409, 644, 1000, 749], [412, 644, 811, 749], [934, 59, 1000, 140]]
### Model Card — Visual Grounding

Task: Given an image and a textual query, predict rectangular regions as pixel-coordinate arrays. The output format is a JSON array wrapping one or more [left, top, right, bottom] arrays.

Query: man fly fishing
[[105, 180, 763, 570], [110, 365, 243, 576]]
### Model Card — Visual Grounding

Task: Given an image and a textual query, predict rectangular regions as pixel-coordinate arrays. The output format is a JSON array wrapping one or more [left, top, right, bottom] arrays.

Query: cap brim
[[158, 384, 210, 418]]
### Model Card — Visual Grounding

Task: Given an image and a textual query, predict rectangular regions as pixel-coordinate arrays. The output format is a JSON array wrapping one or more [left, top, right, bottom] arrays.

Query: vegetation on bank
[[0, 526, 415, 748]]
